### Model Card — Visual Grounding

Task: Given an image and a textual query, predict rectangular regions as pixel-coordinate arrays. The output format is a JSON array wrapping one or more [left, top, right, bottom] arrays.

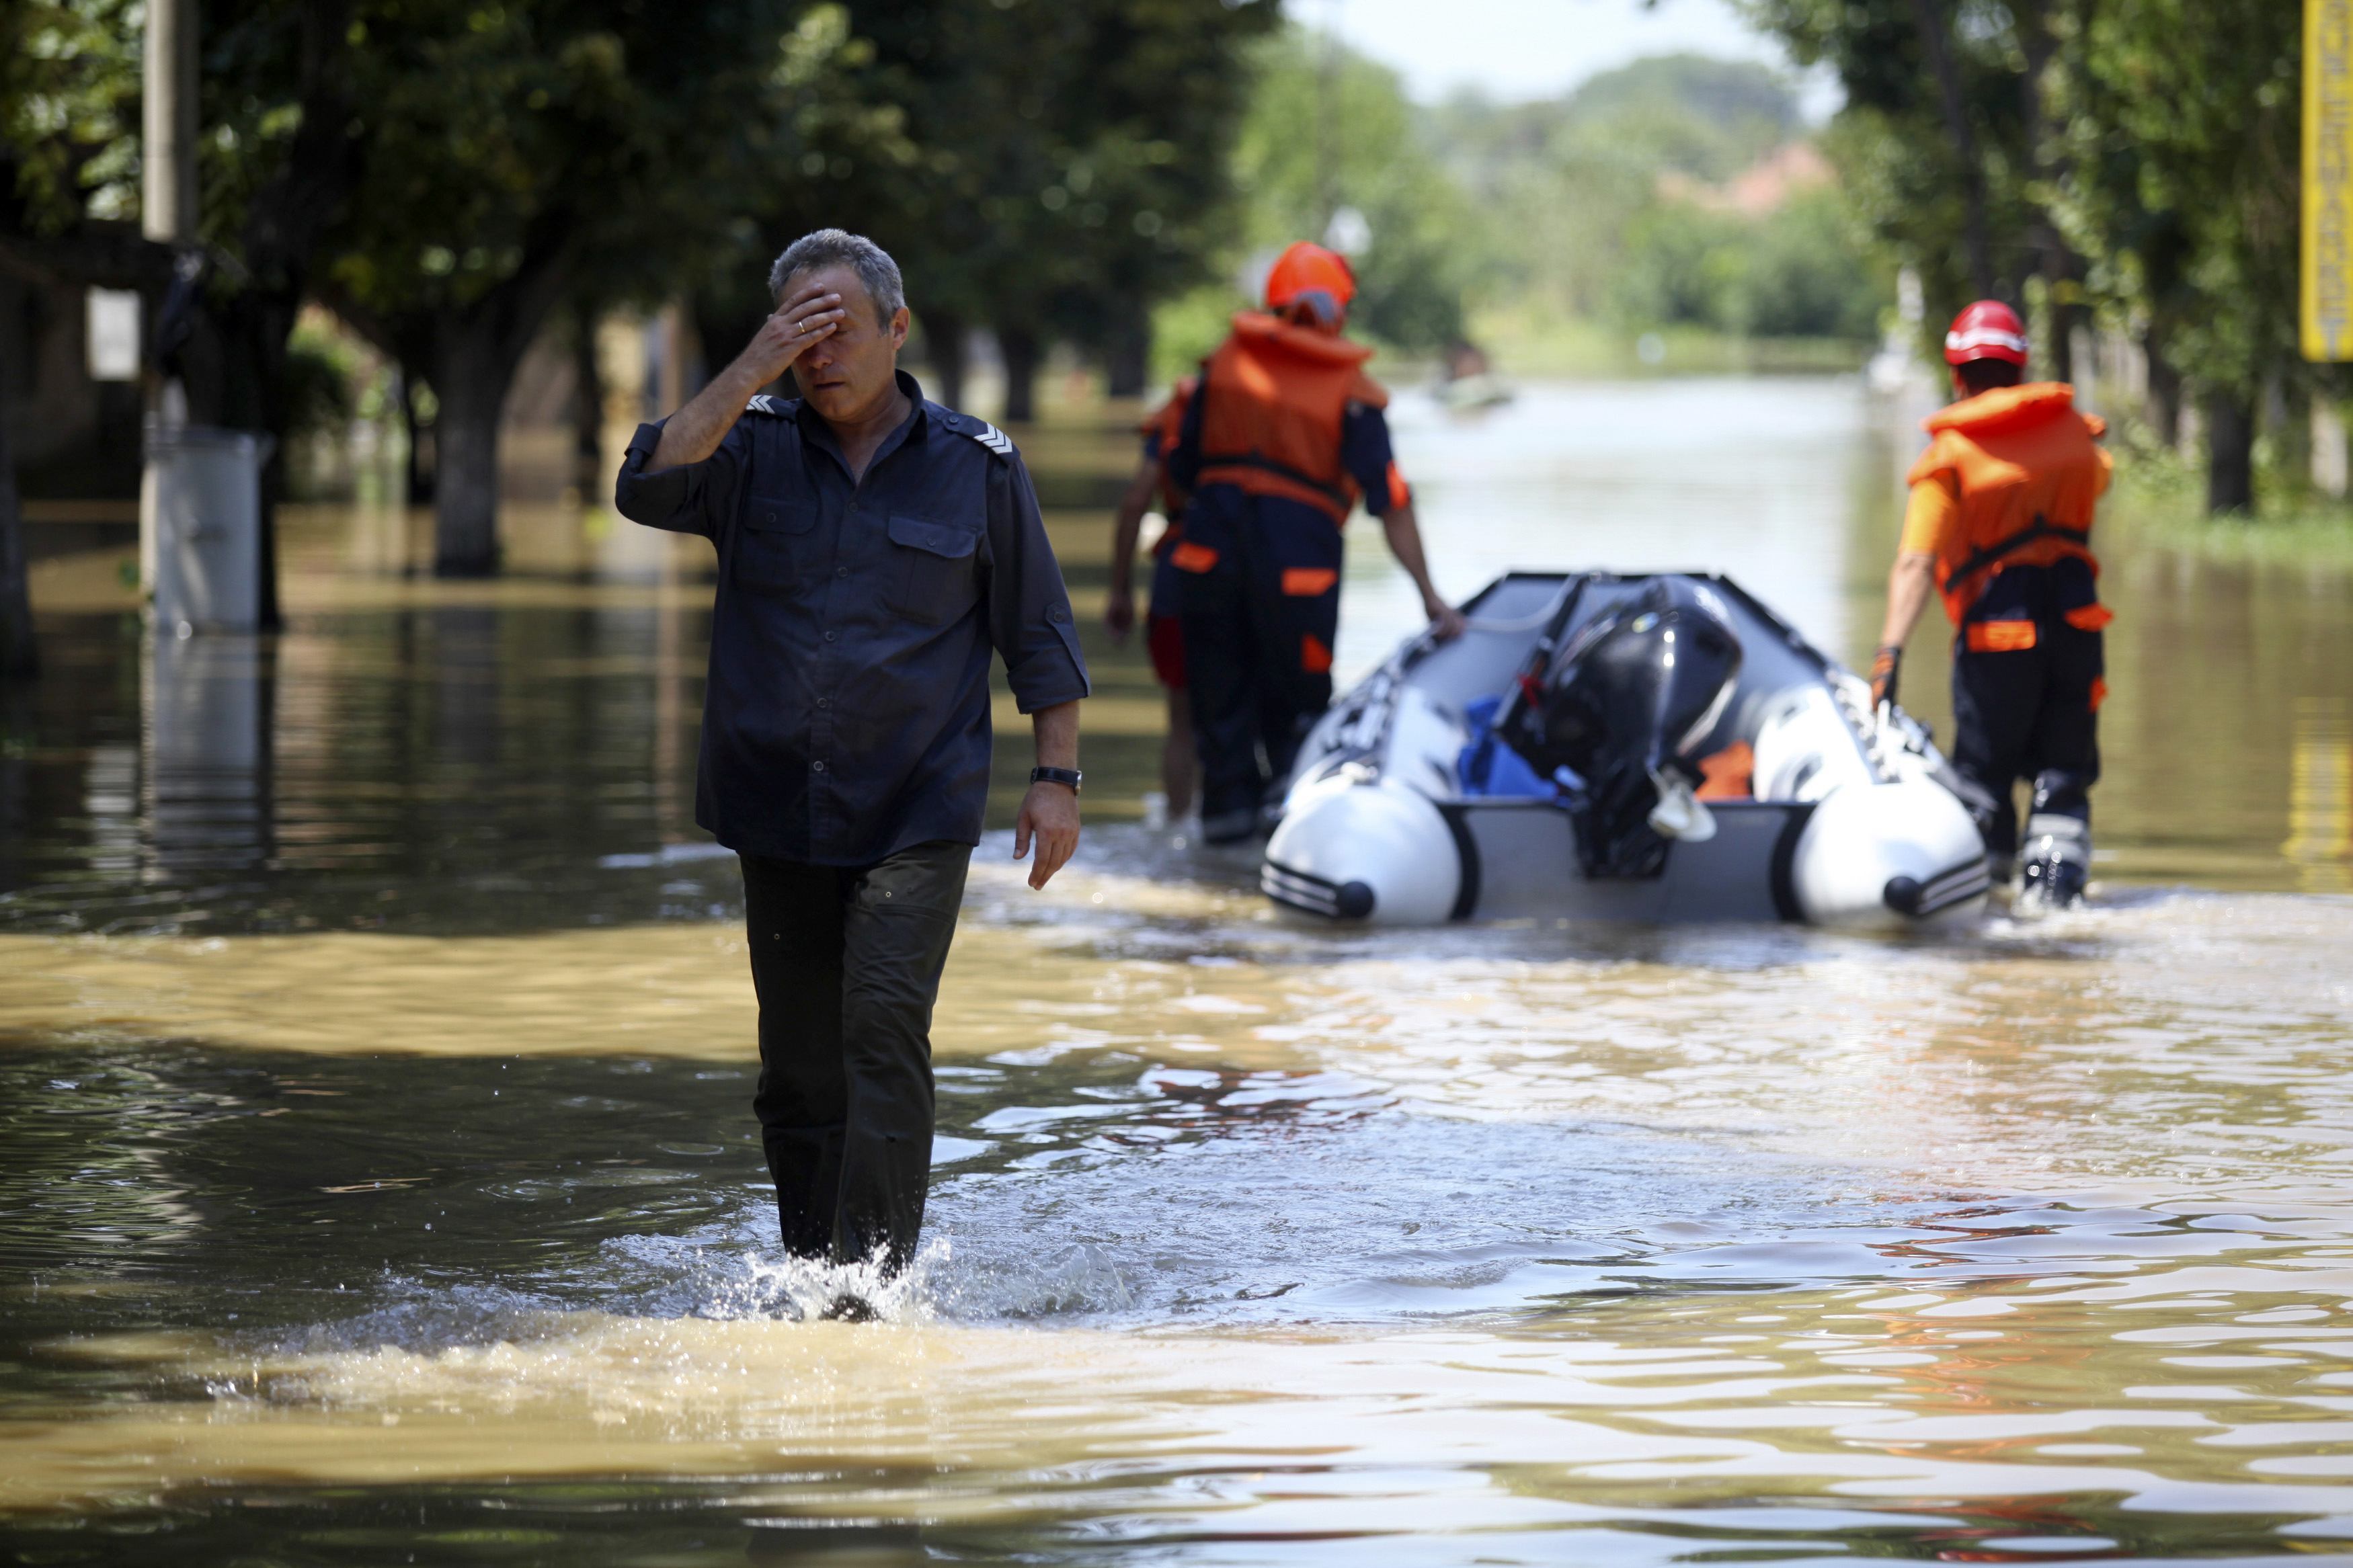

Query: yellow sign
[[2307, 0, 2353, 359]]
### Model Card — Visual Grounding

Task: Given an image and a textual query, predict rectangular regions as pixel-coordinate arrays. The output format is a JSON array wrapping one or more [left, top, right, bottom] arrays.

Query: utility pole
[[141, 0, 197, 608], [143, 0, 199, 251], [142, 0, 196, 442]]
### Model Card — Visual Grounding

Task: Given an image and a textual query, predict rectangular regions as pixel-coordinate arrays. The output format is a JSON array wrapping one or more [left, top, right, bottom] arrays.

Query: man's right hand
[[740, 284, 846, 384], [646, 286, 850, 470]]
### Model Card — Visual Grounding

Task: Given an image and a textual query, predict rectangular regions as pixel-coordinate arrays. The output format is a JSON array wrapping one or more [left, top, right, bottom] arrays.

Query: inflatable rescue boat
[[1261, 571, 1994, 929]]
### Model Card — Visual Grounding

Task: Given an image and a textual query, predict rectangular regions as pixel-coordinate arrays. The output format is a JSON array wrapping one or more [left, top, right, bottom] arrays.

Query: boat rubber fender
[[1790, 778, 1990, 929], [1263, 772, 1463, 924]]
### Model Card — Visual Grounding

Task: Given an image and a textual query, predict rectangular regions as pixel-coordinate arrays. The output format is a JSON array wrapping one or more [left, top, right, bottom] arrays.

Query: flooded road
[[4, 377, 2352, 1564]]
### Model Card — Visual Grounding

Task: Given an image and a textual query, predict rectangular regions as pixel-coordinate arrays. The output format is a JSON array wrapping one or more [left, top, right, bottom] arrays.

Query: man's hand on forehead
[[783, 274, 866, 324], [742, 283, 846, 382]]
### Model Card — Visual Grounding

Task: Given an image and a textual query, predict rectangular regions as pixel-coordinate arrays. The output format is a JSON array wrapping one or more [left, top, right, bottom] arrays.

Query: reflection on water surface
[[3, 379, 2352, 1563]]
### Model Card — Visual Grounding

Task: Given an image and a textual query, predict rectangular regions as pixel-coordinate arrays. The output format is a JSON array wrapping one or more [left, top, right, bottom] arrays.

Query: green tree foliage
[[1572, 54, 1802, 157], [315, 1, 822, 573], [8, 0, 1273, 600], [2048, 0, 2299, 512], [768, 0, 1277, 417], [1220, 29, 1480, 354], [1603, 190, 1879, 341], [1427, 52, 1884, 346], [1742, 0, 2074, 338], [1741, 188, 1888, 339], [2, 0, 143, 235], [1743, 0, 2303, 513]]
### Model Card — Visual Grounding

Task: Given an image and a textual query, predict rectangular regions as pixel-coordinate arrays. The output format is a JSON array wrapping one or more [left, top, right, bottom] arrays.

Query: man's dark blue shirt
[[614, 370, 1089, 866]]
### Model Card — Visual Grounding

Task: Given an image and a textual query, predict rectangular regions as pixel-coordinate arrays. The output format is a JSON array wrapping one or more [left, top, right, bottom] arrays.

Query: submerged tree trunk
[[1105, 301, 1150, 398], [571, 301, 605, 498], [998, 325, 1040, 425], [2144, 331, 2182, 448], [428, 239, 573, 575], [432, 323, 507, 575], [2036, 255, 2076, 385], [400, 369, 436, 506], [923, 310, 969, 411], [0, 412, 36, 679], [2204, 390, 2256, 515], [2271, 374, 2311, 500]]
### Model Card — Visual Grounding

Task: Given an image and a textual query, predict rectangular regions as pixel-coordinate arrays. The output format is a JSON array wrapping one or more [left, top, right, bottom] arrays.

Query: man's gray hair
[[768, 229, 906, 323]]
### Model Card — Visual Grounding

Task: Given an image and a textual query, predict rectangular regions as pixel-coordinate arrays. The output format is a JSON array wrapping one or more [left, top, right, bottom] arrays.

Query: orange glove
[[1869, 645, 1902, 709]]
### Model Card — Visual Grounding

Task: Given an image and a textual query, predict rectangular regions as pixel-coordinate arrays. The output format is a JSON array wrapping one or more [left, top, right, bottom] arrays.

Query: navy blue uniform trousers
[[1175, 485, 1344, 832], [1950, 563, 2104, 860], [741, 839, 969, 1272]]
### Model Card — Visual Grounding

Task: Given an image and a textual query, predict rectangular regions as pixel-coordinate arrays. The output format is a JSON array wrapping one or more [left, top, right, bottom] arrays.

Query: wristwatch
[[1029, 766, 1082, 793]]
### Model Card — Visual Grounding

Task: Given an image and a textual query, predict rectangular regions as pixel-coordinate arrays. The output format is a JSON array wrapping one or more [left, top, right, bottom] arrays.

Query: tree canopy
[[0, 0, 1279, 579], [1742, 0, 2305, 513], [1419, 50, 1883, 347]]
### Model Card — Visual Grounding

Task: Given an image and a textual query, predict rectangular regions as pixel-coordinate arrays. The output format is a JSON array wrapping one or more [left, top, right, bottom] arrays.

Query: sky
[[1312, 0, 1836, 114]]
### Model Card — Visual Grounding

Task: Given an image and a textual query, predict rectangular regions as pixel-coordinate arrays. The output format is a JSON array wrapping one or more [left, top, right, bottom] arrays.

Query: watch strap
[[1030, 765, 1082, 792]]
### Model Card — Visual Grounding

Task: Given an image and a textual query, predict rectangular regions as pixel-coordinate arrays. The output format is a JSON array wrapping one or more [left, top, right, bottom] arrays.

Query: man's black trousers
[[1950, 622, 2103, 861], [740, 840, 970, 1272], [1176, 485, 1343, 837]]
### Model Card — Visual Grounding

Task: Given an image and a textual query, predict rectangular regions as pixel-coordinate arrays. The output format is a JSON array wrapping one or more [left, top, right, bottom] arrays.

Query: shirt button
[[824, 630, 838, 643], [811, 760, 826, 773], [817, 696, 830, 708], [1048, 604, 1068, 621], [836, 567, 848, 578]]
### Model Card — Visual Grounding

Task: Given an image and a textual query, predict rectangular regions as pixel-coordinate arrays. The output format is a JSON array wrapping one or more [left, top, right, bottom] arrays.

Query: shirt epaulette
[[746, 394, 790, 417], [936, 409, 1016, 460]]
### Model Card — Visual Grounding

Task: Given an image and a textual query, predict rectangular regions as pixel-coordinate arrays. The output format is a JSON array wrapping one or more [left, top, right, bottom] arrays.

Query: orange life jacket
[[1194, 313, 1387, 526], [1906, 382, 2113, 626]]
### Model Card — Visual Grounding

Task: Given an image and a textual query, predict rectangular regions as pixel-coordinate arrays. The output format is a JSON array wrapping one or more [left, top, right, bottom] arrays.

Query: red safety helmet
[[1265, 241, 1356, 329], [1944, 299, 2029, 367]]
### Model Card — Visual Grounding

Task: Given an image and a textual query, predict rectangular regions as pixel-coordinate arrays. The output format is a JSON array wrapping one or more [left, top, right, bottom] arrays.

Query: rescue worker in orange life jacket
[[1104, 376, 1200, 821], [1871, 300, 2114, 909], [1166, 242, 1466, 845]]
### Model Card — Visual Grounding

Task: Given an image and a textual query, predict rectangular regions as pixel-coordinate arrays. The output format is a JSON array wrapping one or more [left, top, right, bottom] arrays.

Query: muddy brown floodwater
[[3, 377, 2352, 1566]]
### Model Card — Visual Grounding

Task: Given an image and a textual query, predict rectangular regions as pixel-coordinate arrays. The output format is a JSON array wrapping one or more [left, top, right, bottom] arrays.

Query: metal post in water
[[139, 0, 198, 620], [142, 0, 198, 250]]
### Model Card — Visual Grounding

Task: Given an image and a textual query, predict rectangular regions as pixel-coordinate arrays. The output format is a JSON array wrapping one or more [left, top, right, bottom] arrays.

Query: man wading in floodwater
[[1870, 299, 2112, 911], [614, 230, 1089, 1315]]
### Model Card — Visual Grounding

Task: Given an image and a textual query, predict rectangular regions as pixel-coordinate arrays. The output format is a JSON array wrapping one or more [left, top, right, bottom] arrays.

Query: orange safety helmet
[[1944, 299, 2029, 367], [1265, 241, 1357, 330]]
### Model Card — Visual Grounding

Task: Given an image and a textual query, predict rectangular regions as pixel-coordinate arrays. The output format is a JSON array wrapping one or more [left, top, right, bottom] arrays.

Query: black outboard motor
[[1505, 577, 1744, 877]]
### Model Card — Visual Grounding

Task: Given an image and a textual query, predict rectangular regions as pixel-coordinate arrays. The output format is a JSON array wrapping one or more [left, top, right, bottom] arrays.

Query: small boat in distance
[[1261, 571, 1992, 929], [1432, 338, 1515, 411]]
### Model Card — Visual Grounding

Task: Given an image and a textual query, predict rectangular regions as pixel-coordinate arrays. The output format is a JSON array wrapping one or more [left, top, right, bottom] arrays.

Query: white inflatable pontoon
[[1261, 571, 1992, 929]]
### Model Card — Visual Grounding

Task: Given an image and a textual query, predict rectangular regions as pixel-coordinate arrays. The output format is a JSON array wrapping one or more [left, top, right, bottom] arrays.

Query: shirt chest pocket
[[887, 514, 981, 626], [734, 501, 817, 593]]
